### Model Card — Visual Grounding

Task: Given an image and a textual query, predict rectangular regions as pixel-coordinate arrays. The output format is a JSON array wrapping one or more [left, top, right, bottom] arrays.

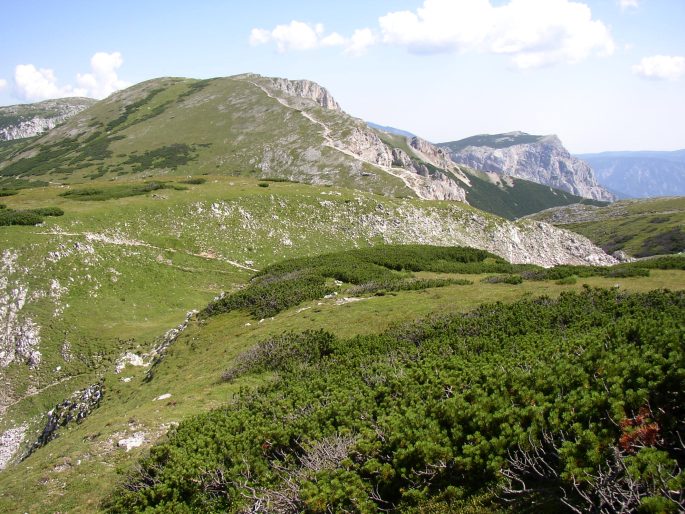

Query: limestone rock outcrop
[[265, 77, 341, 111], [443, 132, 615, 201], [0, 98, 95, 141]]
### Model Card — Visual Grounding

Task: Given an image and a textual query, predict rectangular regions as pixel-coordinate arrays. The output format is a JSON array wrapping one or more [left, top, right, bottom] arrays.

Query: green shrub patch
[[108, 288, 685, 513]]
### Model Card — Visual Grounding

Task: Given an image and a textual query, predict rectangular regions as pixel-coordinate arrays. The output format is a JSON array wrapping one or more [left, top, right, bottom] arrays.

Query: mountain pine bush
[[107, 288, 684, 513]]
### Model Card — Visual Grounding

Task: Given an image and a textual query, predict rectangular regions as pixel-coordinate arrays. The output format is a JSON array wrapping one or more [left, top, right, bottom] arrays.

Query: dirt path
[[246, 80, 434, 200], [34, 231, 258, 272]]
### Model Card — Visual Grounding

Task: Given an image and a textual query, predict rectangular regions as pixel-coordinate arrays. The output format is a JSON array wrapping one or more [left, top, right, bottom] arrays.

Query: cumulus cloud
[[249, 20, 373, 55], [632, 55, 685, 81], [619, 0, 639, 10], [345, 29, 377, 56], [13, 52, 130, 102], [250, 1, 614, 67], [13, 65, 77, 101], [250, 21, 329, 53], [378, 0, 615, 69], [75, 52, 130, 99], [0, 78, 7, 91], [321, 32, 346, 48]]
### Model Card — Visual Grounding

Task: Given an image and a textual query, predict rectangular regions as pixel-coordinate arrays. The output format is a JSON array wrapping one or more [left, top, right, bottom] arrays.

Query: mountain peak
[[249, 75, 342, 112], [439, 132, 614, 202]]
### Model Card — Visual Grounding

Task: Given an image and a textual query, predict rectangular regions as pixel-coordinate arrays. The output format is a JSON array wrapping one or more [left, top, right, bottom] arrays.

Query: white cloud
[[75, 52, 130, 99], [345, 29, 377, 56], [250, 21, 326, 53], [321, 32, 346, 47], [619, 0, 639, 10], [632, 55, 685, 81], [250, 1, 614, 67], [13, 52, 130, 102], [249, 21, 373, 56], [378, 0, 615, 69], [249, 28, 272, 46], [0, 78, 7, 91], [14, 64, 78, 101]]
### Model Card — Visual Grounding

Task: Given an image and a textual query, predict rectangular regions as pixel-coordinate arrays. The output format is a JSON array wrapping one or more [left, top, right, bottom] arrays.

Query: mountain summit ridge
[[0, 74, 603, 218]]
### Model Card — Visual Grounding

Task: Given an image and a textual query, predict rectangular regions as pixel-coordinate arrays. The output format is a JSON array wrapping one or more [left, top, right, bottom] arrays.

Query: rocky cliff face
[[265, 77, 342, 112], [0, 98, 96, 141], [410, 136, 454, 170], [441, 132, 615, 202]]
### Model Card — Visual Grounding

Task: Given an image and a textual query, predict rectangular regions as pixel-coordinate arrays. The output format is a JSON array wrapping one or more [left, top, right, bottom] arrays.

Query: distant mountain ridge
[[366, 122, 416, 138], [577, 150, 685, 198], [439, 132, 615, 202], [0, 97, 96, 141]]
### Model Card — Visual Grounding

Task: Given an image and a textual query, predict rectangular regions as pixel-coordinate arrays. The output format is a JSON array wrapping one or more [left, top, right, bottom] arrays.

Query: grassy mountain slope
[[3, 75, 676, 512], [106, 287, 684, 513], [461, 169, 606, 219], [1, 75, 603, 219], [1, 237, 682, 512], [0, 76, 411, 197], [527, 197, 685, 257], [0, 176, 618, 465]]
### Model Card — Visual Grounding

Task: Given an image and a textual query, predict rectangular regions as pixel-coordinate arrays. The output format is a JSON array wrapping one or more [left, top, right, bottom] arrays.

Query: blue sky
[[0, 0, 683, 153]]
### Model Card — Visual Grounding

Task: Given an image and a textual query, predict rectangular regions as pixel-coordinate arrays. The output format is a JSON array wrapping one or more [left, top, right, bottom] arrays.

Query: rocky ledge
[[265, 77, 341, 111]]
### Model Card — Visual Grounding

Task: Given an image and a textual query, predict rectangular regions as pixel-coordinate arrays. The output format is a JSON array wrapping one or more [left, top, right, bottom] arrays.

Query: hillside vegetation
[[0, 176, 618, 479], [0, 76, 413, 197], [528, 197, 685, 257], [1, 75, 683, 513], [1, 238, 683, 512], [108, 287, 684, 513], [0, 75, 606, 219], [462, 171, 606, 220]]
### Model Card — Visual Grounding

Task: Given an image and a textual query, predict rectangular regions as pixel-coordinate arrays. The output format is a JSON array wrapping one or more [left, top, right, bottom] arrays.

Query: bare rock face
[[1, 251, 41, 370], [29, 382, 104, 453], [338, 126, 394, 167], [493, 221, 617, 267], [0, 98, 95, 141], [392, 148, 414, 168], [0, 424, 27, 470], [417, 172, 467, 201], [410, 137, 455, 170], [265, 77, 341, 112], [444, 133, 615, 202], [349, 202, 616, 267]]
